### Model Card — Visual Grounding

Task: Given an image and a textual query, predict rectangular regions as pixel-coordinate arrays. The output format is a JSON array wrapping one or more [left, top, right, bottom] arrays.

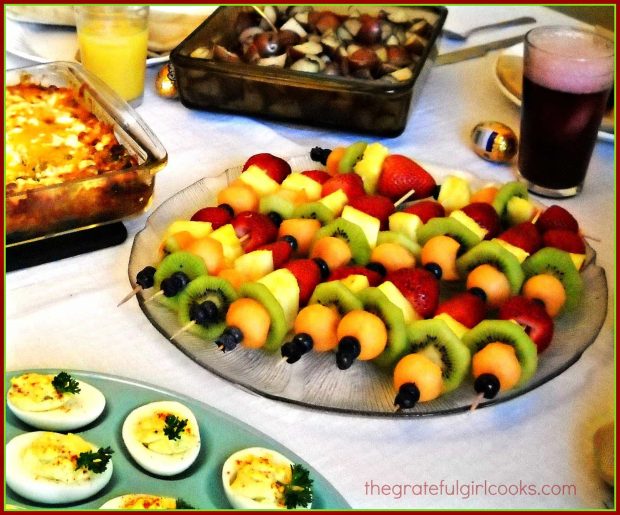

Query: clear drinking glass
[[517, 26, 613, 197], [75, 6, 149, 106]]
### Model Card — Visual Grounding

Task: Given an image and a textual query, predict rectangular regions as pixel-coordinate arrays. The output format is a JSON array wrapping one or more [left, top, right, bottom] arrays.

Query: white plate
[[6, 18, 169, 67], [494, 43, 614, 143]]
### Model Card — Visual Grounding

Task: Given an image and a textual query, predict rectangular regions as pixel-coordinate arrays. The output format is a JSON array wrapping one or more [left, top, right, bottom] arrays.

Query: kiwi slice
[[462, 320, 538, 387], [456, 240, 525, 294], [293, 202, 335, 224], [417, 217, 481, 251], [338, 141, 368, 173], [260, 194, 296, 220], [406, 319, 471, 393], [376, 231, 421, 258], [522, 247, 583, 311], [177, 276, 238, 340], [238, 282, 287, 352], [308, 281, 363, 315], [315, 218, 371, 265], [358, 287, 407, 368], [492, 181, 528, 217], [153, 252, 208, 311]]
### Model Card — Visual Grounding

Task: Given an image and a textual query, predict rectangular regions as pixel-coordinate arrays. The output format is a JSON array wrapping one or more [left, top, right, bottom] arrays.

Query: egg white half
[[99, 494, 177, 509], [122, 401, 201, 477], [6, 432, 113, 505], [7, 380, 106, 431], [222, 447, 312, 510]]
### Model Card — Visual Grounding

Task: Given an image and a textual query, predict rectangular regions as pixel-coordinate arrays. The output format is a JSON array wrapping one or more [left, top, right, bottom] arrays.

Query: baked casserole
[[5, 62, 167, 245]]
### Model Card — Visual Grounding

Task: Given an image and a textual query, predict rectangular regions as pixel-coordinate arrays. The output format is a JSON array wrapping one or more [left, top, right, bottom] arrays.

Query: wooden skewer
[[530, 209, 542, 225], [117, 285, 142, 307], [217, 344, 226, 352], [276, 356, 290, 367], [239, 234, 250, 245], [393, 189, 415, 208], [169, 321, 196, 340], [144, 290, 165, 304], [469, 392, 485, 412], [252, 6, 278, 32], [583, 233, 601, 242]]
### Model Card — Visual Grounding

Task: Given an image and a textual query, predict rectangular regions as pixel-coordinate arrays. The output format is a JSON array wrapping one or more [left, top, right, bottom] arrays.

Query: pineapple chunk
[[354, 142, 389, 193], [341, 205, 380, 248], [161, 220, 212, 242], [238, 165, 280, 196], [377, 281, 419, 324], [569, 252, 586, 271], [258, 269, 300, 329], [450, 210, 488, 240], [234, 250, 274, 281], [281, 174, 322, 201], [339, 274, 370, 293], [493, 238, 530, 264], [434, 313, 468, 339], [210, 224, 243, 265], [388, 212, 421, 243], [437, 175, 471, 213], [318, 189, 348, 216]]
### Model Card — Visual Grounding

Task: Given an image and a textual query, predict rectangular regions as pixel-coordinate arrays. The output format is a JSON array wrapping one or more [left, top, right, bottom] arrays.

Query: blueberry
[[136, 266, 156, 289], [424, 262, 442, 280], [312, 257, 330, 280], [474, 373, 501, 399], [394, 383, 420, 410], [282, 235, 298, 251]]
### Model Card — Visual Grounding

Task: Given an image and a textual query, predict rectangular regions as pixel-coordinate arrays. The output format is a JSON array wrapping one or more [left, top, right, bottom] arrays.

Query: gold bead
[[155, 63, 178, 99], [471, 121, 518, 163]]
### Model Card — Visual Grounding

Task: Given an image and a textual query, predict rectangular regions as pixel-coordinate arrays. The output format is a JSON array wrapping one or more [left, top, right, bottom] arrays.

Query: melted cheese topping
[[230, 455, 292, 507], [8, 373, 70, 412], [21, 433, 96, 483], [133, 410, 198, 455], [118, 495, 177, 509], [5, 83, 137, 195]]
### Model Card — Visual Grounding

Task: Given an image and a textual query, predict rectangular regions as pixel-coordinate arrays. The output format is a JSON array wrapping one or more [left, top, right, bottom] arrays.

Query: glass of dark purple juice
[[518, 26, 613, 197]]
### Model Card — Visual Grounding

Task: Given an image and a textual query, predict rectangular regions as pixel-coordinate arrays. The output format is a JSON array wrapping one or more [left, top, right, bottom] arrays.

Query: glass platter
[[5, 369, 349, 509], [128, 156, 608, 417]]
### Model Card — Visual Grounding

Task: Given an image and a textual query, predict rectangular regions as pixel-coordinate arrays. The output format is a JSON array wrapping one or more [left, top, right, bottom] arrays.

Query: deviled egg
[[7, 372, 106, 431], [100, 494, 193, 510], [122, 400, 200, 476], [6, 431, 113, 504], [222, 447, 313, 509]]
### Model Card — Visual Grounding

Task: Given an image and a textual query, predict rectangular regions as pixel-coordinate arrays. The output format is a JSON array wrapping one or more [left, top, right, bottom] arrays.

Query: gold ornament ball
[[155, 63, 178, 99], [471, 121, 518, 163]]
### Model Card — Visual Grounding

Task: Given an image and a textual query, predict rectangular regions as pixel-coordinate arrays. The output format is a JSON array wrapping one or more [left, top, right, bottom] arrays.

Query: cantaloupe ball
[[421, 235, 460, 281], [278, 218, 322, 256], [370, 243, 415, 273], [294, 304, 341, 352], [336, 310, 387, 361], [226, 298, 271, 349], [310, 237, 352, 270], [217, 183, 259, 214], [472, 342, 521, 391], [466, 264, 511, 308], [393, 353, 444, 402], [522, 274, 566, 318]]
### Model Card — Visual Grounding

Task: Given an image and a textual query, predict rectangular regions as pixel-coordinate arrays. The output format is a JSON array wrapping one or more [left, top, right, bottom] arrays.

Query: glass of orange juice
[[76, 6, 149, 106]]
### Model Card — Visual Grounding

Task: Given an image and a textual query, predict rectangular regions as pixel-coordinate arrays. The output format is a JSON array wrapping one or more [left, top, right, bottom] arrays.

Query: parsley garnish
[[175, 498, 195, 509], [282, 464, 314, 509], [76, 446, 113, 473], [163, 414, 188, 441], [52, 372, 81, 394]]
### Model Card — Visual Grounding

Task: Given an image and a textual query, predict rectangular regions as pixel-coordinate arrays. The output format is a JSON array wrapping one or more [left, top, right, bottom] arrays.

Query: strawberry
[[435, 291, 486, 329], [284, 259, 322, 306], [385, 267, 439, 318], [242, 153, 291, 183], [542, 229, 586, 254], [461, 202, 502, 239], [402, 200, 445, 224], [321, 173, 366, 200], [190, 205, 233, 229], [348, 194, 395, 229], [535, 205, 579, 233], [301, 169, 332, 185], [377, 155, 436, 201], [498, 222, 542, 254], [255, 239, 295, 268], [328, 265, 383, 286], [231, 211, 278, 252], [499, 296, 554, 353]]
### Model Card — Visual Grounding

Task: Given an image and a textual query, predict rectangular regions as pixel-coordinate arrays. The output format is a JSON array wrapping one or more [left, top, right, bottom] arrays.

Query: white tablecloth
[[6, 6, 614, 509]]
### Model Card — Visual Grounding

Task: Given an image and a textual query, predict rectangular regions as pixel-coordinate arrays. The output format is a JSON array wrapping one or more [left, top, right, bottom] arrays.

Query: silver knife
[[435, 35, 525, 66]]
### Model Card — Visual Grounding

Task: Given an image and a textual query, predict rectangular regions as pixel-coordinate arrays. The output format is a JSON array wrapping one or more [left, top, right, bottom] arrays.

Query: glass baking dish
[[5, 62, 168, 247], [170, 5, 447, 137]]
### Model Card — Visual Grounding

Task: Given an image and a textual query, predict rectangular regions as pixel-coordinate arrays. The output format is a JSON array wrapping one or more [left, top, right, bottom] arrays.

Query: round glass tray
[[128, 156, 608, 417]]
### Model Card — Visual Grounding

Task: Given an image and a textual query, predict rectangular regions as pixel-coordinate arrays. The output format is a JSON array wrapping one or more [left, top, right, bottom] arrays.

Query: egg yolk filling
[[22, 433, 95, 482], [229, 455, 292, 506], [120, 495, 177, 509], [134, 411, 198, 455], [9, 373, 70, 412]]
